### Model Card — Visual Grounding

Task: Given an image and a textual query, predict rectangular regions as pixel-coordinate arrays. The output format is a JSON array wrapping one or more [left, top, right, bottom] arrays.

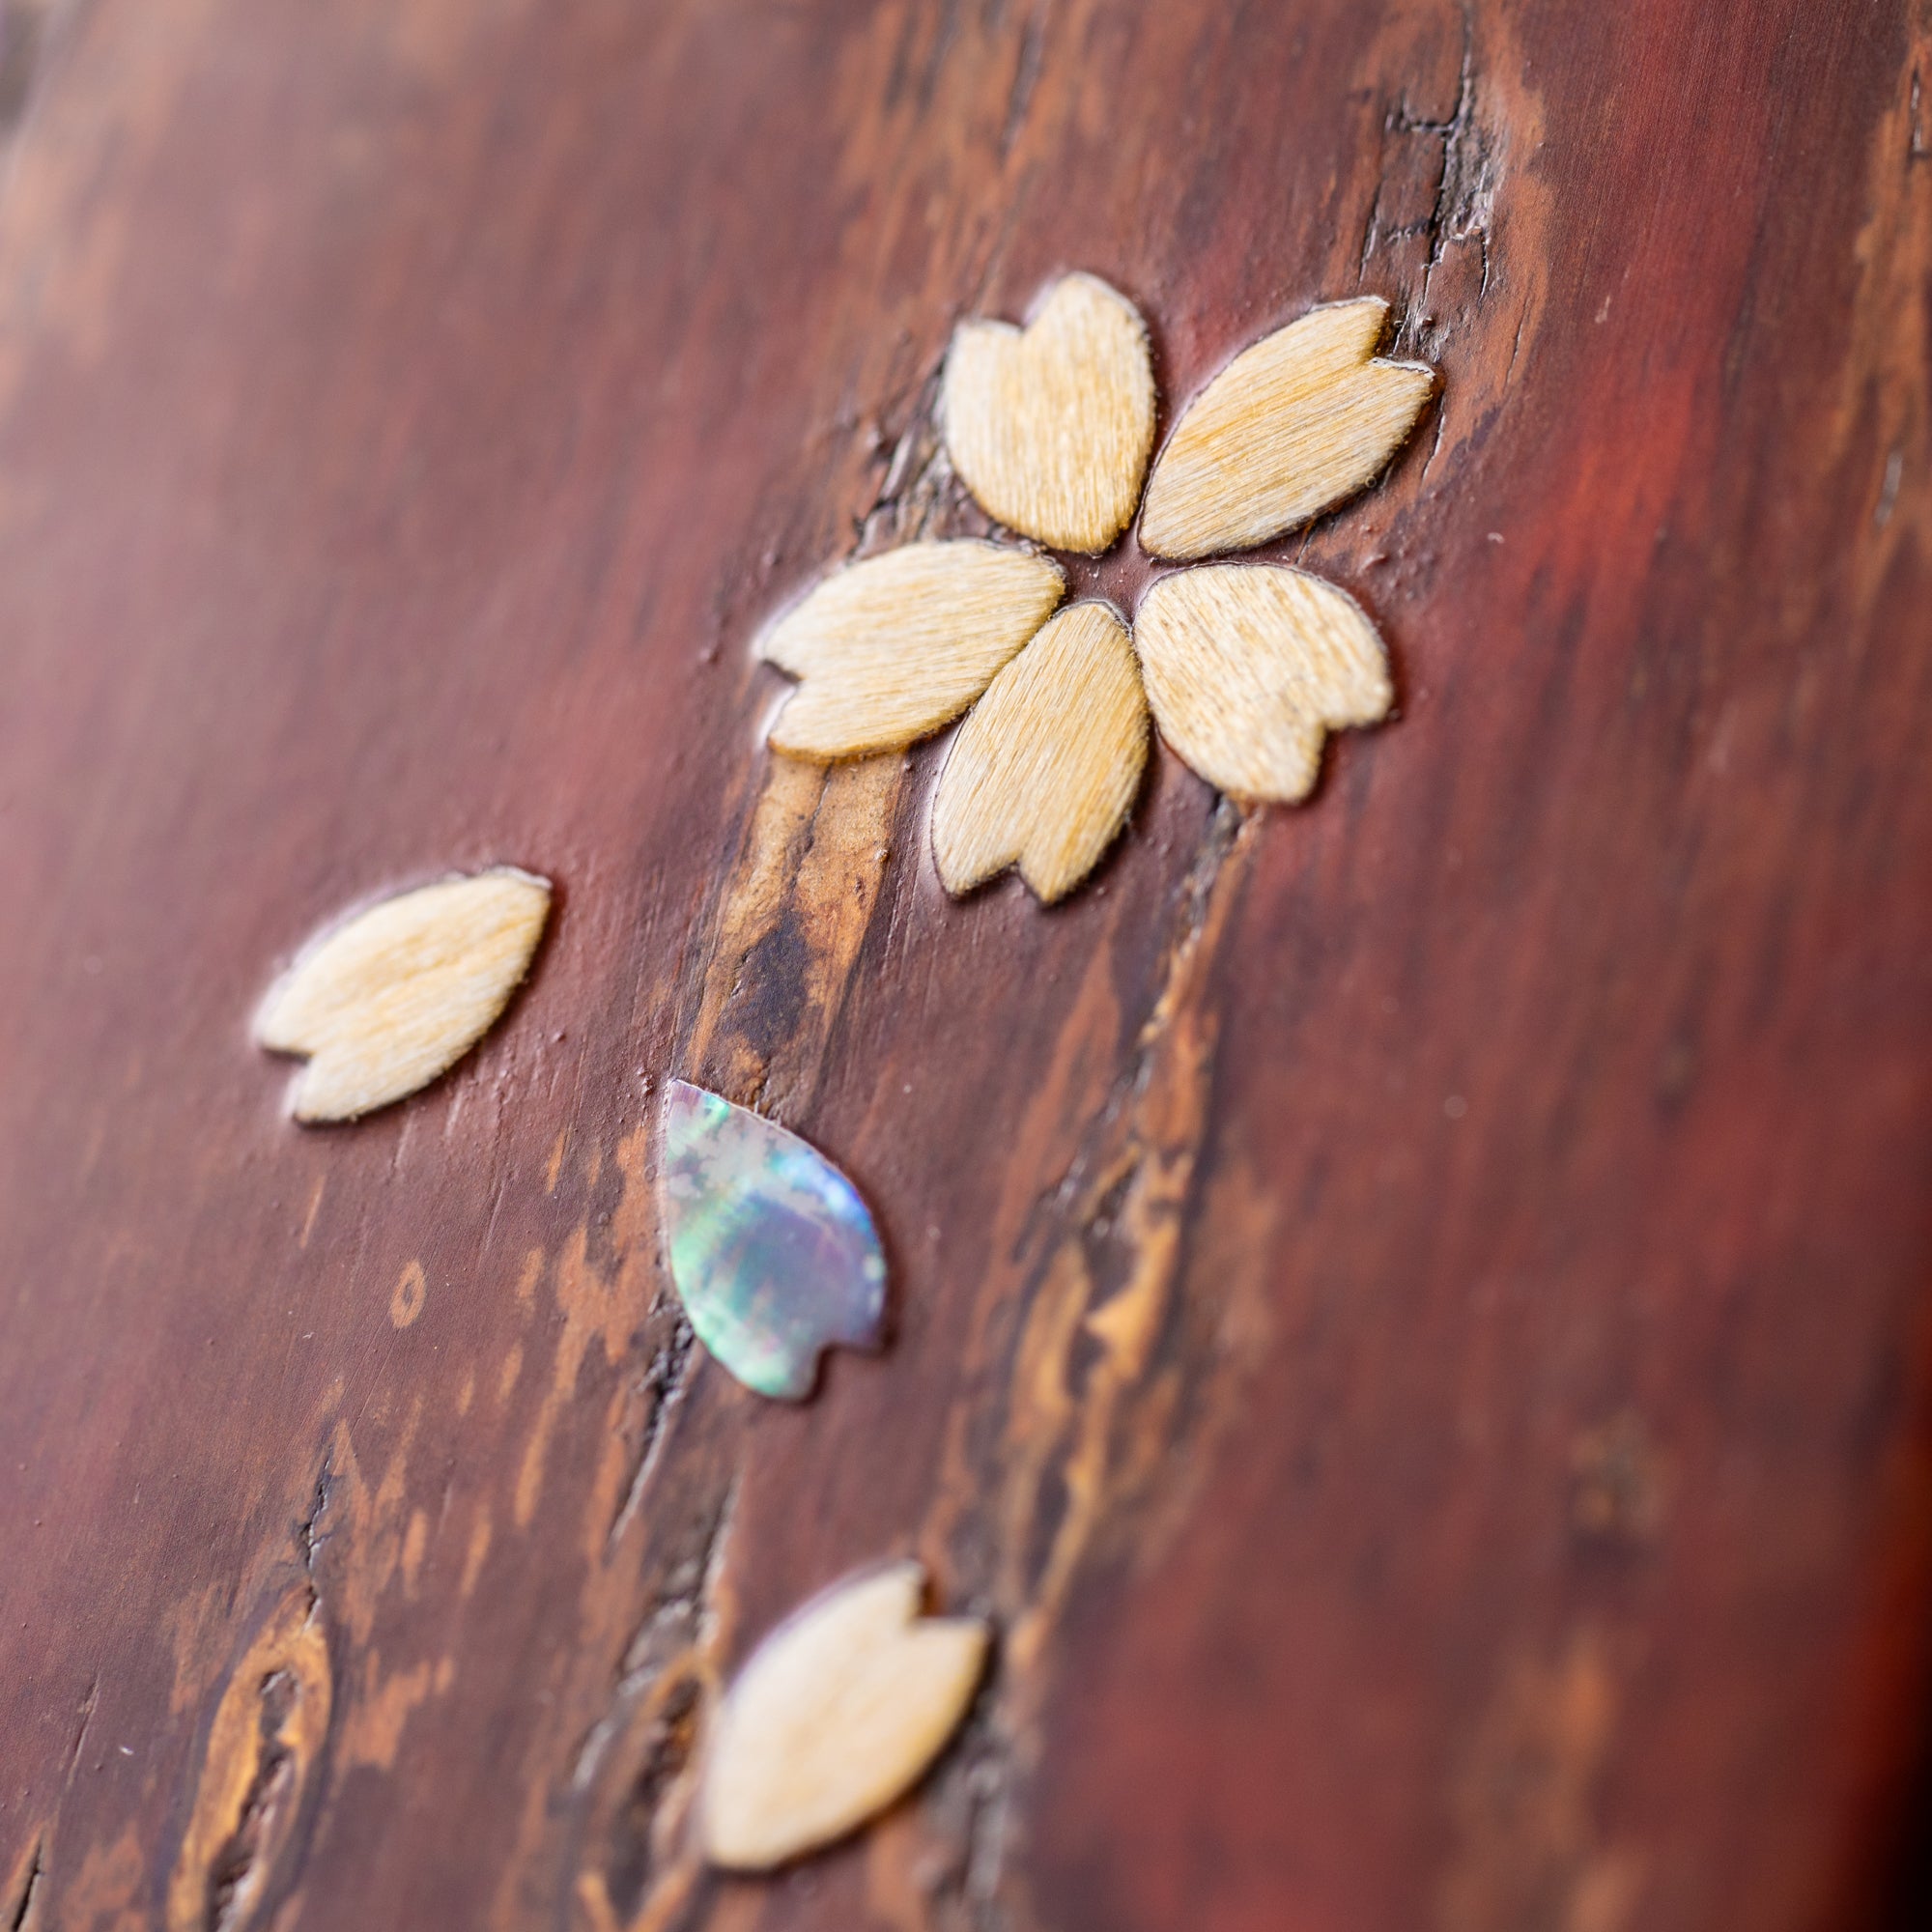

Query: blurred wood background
[[2, 1, 1930, 1927]]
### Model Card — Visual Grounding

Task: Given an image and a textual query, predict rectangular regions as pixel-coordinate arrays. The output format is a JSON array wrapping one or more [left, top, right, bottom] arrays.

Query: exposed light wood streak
[[684, 754, 904, 1113], [254, 869, 551, 1122], [931, 600, 1148, 902], [942, 273, 1156, 554], [1132, 564, 1392, 801], [700, 1562, 987, 1871], [1138, 297, 1435, 560], [758, 541, 1065, 761]]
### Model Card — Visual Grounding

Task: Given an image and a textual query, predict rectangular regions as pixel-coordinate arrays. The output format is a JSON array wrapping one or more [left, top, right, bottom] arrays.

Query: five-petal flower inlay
[[759, 273, 1437, 903]]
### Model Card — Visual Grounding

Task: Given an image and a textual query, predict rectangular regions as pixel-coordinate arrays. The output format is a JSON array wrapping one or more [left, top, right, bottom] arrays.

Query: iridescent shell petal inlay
[[658, 1080, 886, 1400]]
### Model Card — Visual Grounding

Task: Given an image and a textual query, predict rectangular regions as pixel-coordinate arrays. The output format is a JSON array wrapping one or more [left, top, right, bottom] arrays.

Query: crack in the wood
[[6, 1840, 43, 1932], [852, 375, 962, 556], [1048, 797, 1244, 1222], [630, 1477, 738, 1675], [295, 1455, 333, 1578], [928, 1721, 1022, 1932], [576, 1478, 739, 1794], [598, 1672, 705, 1920], [605, 1317, 698, 1552], [202, 1669, 299, 1932], [1365, 8, 1496, 374]]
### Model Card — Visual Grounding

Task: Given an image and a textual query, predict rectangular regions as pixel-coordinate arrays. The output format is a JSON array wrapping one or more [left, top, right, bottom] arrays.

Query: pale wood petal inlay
[[759, 542, 1065, 759], [1133, 564, 1393, 801], [931, 600, 1148, 902], [701, 1561, 988, 1871], [942, 273, 1156, 554], [1139, 297, 1435, 560], [256, 867, 551, 1122]]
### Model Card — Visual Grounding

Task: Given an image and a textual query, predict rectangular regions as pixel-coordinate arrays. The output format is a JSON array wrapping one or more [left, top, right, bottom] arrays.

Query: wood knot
[[167, 1588, 333, 1932]]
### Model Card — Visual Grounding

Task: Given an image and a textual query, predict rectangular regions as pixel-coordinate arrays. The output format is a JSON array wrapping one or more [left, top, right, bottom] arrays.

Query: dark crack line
[[7, 1840, 42, 1932], [606, 1319, 698, 1552], [296, 1455, 334, 1578]]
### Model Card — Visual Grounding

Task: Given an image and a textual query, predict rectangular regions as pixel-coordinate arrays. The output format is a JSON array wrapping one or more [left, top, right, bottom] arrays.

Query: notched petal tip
[[1134, 564, 1392, 803], [942, 272, 1156, 554], [758, 541, 1065, 761], [930, 601, 1148, 904], [1140, 296, 1438, 561], [255, 867, 552, 1123], [701, 1560, 990, 1870]]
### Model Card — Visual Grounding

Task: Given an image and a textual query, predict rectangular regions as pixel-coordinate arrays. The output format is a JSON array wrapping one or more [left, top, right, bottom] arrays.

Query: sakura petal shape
[[943, 273, 1156, 553], [1140, 297, 1435, 560], [759, 542, 1064, 759], [255, 868, 550, 1122], [658, 1080, 885, 1400], [1133, 564, 1392, 801], [702, 1561, 989, 1870], [930, 601, 1148, 903]]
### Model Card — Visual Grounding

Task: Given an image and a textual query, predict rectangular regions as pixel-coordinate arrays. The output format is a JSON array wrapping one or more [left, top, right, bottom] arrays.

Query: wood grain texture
[[0, 3, 1928, 1931]]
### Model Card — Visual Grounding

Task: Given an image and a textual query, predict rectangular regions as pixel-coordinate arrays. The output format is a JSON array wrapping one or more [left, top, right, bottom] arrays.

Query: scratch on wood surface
[[297, 1177, 326, 1250], [63, 1677, 98, 1780]]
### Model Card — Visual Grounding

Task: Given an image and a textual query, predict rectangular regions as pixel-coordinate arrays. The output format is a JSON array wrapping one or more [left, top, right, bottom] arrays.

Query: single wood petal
[[931, 601, 1148, 902], [1139, 297, 1435, 560], [658, 1079, 885, 1401], [759, 541, 1065, 759], [1133, 564, 1392, 801], [255, 868, 550, 1122], [702, 1561, 989, 1870], [942, 273, 1156, 554]]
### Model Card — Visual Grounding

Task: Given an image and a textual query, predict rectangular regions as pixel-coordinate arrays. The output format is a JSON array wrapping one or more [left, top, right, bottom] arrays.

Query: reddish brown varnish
[[0, 3, 1929, 1930]]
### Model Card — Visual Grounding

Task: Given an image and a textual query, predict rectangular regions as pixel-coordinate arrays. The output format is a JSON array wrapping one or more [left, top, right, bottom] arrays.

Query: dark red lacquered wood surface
[[1, 2, 1930, 1927]]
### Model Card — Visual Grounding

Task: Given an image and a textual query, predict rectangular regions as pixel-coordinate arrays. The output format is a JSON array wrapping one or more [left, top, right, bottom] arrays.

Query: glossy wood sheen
[[1, 3, 1928, 1928]]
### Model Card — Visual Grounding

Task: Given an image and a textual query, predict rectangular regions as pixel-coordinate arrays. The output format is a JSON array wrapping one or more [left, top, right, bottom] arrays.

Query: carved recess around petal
[[255, 868, 551, 1122], [1132, 564, 1393, 802], [931, 600, 1148, 903], [1140, 297, 1435, 560], [701, 1561, 988, 1871], [758, 542, 1065, 759], [942, 273, 1156, 554]]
